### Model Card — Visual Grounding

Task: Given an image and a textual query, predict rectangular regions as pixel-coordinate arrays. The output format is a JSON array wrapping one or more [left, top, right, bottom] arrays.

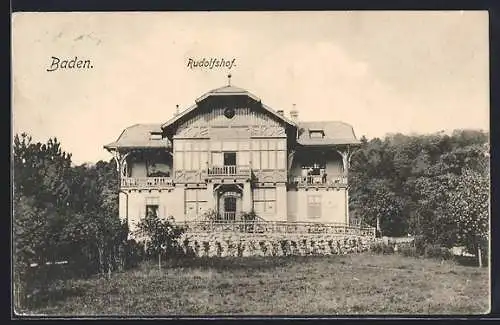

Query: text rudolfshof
[[187, 58, 236, 70]]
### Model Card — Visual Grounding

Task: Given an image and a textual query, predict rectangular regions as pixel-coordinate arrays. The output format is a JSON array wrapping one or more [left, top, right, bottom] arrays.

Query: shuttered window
[[253, 188, 276, 215], [185, 189, 208, 217], [307, 195, 322, 219]]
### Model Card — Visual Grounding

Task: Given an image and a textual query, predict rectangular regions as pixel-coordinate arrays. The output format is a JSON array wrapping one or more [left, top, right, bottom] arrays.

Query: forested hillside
[[349, 129, 489, 254]]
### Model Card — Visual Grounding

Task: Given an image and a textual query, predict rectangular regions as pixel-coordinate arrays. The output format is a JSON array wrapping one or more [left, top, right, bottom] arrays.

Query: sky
[[12, 11, 489, 165]]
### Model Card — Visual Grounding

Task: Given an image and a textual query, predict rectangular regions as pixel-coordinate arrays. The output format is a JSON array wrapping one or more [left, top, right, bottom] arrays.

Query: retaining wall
[[175, 232, 378, 258]]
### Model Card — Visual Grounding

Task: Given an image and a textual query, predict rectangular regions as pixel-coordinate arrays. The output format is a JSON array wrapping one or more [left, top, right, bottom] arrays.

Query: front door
[[223, 196, 237, 221]]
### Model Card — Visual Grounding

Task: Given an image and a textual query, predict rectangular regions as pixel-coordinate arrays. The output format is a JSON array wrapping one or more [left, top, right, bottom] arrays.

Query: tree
[[349, 129, 489, 250], [414, 168, 489, 266], [13, 133, 130, 310], [350, 178, 406, 237], [135, 213, 185, 265], [448, 169, 489, 266], [13, 133, 73, 309]]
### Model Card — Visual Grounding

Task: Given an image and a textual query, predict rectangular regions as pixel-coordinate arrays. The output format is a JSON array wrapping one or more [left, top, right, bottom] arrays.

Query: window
[[224, 107, 235, 119], [223, 152, 236, 166], [310, 130, 325, 139], [250, 139, 284, 171], [253, 188, 276, 215], [145, 196, 160, 217], [146, 204, 159, 218], [147, 161, 170, 177], [176, 140, 208, 171], [150, 132, 162, 140], [185, 189, 208, 217], [307, 195, 322, 219]]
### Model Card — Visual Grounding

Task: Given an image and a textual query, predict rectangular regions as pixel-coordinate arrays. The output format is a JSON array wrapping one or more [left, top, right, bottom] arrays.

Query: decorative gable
[[162, 84, 296, 140]]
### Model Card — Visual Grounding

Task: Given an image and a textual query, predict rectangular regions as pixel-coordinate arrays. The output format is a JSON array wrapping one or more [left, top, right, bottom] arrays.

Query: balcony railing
[[221, 211, 236, 221], [207, 165, 251, 177], [121, 177, 173, 189], [176, 220, 376, 238], [289, 174, 348, 187]]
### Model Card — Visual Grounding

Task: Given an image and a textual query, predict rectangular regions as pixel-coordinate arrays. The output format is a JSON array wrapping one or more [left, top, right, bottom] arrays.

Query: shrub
[[370, 241, 394, 255], [125, 239, 145, 269], [423, 244, 453, 260], [201, 209, 218, 222], [241, 210, 258, 222], [413, 235, 427, 256], [396, 243, 419, 258], [134, 214, 185, 260]]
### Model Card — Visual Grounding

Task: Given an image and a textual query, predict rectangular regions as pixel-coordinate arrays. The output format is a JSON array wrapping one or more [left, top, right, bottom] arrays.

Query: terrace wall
[[175, 232, 378, 258]]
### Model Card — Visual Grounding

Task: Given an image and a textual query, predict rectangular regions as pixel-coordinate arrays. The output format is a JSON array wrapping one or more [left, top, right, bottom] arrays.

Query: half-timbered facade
[[104, 82, 361, 233]]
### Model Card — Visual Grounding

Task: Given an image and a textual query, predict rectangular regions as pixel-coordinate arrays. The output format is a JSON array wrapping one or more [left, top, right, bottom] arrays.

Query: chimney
[[174, 104, 179, 117], [290, 104, 299, 122], [277, 110, 284, 116]]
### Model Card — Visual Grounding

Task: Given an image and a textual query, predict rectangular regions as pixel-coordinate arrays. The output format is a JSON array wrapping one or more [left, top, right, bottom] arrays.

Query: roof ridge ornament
[[227, 73, 232, 86]]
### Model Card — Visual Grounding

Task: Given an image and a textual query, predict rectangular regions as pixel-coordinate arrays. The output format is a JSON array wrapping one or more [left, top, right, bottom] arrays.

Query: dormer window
[[309, 130, 325, 139], [150, 132, 162, 140]]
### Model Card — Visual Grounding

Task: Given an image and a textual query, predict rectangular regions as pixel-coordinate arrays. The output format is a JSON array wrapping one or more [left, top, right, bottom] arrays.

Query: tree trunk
[[376, 216, 381, 237], [478, 246, 483, 268], [118, 241, 125, 271], [97, 243, 104, 274]]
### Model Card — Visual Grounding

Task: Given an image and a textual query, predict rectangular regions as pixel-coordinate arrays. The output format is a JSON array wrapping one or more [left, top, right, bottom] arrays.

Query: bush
[[201, 209, 218, 222], [124, 240, 145, 269], [134, 214, 185, 259], [370, 241, 394, 255], [396, 243, 419, 257], [241, 210, 258, 222], [413, 235, 427, 256], [423, 244, 453, 260]]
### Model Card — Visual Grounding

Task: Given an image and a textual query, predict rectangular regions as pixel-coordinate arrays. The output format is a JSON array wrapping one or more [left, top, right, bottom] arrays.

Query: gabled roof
[[161, 84, 297, 129], [297, 121, 361, 146], [103, 123, 171, 150]]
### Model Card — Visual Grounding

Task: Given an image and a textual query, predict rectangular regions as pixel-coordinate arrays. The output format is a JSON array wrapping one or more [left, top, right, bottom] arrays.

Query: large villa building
[[104, 80, 362, 233]]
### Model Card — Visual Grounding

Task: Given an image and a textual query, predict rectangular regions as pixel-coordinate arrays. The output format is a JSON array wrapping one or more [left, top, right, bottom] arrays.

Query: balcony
[[289, 174, 348, 188], [206, 165, 252, 180], [121, 177, 174, 189]]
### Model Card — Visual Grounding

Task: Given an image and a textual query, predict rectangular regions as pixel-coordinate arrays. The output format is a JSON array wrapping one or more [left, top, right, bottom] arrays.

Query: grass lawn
[[23, 253, 489, 316]]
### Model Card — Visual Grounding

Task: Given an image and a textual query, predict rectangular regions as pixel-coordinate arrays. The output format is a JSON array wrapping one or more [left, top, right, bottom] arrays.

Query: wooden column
[[335, 146, 352, 224], [287, 150, 296, 174]]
